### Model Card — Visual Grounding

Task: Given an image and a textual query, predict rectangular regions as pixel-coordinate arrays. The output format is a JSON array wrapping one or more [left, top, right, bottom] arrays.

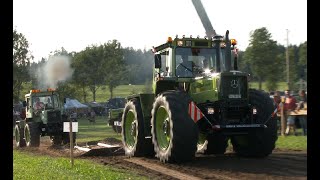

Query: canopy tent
[[64, 98, 89, 110]]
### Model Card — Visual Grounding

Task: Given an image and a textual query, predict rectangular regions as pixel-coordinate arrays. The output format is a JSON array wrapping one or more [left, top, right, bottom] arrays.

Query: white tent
[[64, 98, 89, 110]]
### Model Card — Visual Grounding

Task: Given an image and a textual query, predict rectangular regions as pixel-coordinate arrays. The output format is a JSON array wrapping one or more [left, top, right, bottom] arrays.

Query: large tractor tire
[[14, 124, 26, 147], [62, 132, 76, 145], [121, 99, 154, 157], [151, 90, 198, 163], [24, 122, 41, 147], [197, 133, 228, 155], [231, 89, 278, 157]]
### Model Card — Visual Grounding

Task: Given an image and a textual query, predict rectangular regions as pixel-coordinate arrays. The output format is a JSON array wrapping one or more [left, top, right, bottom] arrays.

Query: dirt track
[[13, 137, 307, 180]]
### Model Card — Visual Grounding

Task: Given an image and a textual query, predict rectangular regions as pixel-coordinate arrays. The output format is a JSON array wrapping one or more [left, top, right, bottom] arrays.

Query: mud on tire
[[24, 122, 41, 147], [121, 99, 154, 157], [151, 90, 198, 163], [231, 89, 278, 157], [197, 133, 228, 155]]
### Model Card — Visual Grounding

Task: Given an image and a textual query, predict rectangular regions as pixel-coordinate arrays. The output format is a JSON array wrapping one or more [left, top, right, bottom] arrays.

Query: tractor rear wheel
[[151, 90, 198, 163], [231, 89, 278, 157], [24, 122, 40, 147], [14, 124, 26, 147], [122, 99, 154, 157]]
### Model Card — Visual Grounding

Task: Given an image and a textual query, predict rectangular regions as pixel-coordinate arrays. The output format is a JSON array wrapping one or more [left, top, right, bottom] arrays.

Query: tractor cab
[[153, 34, 238, 79]]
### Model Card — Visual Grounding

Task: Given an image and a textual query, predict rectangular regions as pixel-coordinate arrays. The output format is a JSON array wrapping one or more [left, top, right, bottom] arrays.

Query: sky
[[13, 0, 307, 62]]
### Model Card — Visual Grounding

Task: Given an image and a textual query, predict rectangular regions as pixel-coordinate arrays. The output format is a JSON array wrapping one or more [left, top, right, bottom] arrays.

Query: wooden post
[[69, 118, 74, 168]]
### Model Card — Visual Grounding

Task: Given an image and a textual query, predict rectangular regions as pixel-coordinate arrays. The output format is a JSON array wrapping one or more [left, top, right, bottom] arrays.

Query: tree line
[[13, 27, 307, 103]]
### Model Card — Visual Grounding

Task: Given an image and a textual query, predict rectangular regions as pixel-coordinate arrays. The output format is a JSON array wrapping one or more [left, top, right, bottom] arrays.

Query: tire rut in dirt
[[122, 98, 154, 157], [151, 90, 198, 163], [231, 89, 278, 157], [24, 122, 40, 147]]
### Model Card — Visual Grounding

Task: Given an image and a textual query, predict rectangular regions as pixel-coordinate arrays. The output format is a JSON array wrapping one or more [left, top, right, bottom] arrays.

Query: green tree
[[72, 40, 125, 101], [123, 47, 153, 84], [13, 29, 33, 102], [243, 27, 281, 90], [104, 40, 126, 99], [284, 45, 299, 90], [298, 41, 307, 81]]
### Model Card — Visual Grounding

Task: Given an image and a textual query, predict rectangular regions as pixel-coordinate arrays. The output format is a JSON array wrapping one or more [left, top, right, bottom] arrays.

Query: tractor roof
[[25, 88, 58, 97]]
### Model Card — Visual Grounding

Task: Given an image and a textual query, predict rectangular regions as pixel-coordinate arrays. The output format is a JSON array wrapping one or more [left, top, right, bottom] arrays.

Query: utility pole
[[285, 29, 290, 90]]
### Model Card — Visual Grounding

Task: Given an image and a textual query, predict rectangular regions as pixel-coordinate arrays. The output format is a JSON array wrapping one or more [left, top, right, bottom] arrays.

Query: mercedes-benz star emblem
[[231, 80, 238, 88]]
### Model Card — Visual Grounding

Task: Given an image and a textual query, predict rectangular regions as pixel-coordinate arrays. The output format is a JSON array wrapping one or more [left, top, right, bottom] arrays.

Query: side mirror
[[154, 54, 161, 69], [22, 101, 27, 107]]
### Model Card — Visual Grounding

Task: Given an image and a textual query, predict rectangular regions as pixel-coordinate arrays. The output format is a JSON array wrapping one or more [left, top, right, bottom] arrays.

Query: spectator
[[284, 90, 297, 135], [90, 110, 96, 122], [273, 91, 282, 132], [296, 90, 307, 136], [273, 91, 281, 106]]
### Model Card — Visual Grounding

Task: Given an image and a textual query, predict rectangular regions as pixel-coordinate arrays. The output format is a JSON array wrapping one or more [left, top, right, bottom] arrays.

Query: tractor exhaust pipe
[[225, 30, 231, 72]]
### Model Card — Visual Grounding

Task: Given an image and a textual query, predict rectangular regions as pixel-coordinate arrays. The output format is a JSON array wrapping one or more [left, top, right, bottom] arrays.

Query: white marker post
[[69, 119, 74, 168], [63, 114, 78, 168]]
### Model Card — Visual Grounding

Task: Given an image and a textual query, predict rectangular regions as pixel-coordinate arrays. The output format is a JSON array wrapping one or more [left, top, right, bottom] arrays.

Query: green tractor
[[14, 88, 76, 147], [108, 97, 126, 133], [121, 31, 278, 163]]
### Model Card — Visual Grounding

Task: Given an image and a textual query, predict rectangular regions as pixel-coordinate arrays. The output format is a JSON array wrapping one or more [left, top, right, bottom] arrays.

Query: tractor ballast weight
[[121, 31, 278, 163], [14, 88, 76, 148]]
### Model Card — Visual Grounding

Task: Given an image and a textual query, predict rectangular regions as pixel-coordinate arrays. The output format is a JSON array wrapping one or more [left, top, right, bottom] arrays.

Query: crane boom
[[191, 0, 216, 38]]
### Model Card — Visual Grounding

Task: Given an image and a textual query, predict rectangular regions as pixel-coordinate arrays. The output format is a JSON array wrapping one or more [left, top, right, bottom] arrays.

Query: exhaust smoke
[[33, 55, 74, 90]]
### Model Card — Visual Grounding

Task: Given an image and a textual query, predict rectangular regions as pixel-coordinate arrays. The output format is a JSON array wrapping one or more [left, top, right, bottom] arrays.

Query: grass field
[[76, 116, 121, 143], [248, 81, 288, 92], [13, 150, 147, 180], [92, 84, 146, 103], [275, 134, 307, 150]]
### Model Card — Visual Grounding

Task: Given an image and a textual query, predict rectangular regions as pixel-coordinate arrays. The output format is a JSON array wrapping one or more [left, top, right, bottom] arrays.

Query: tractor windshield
[[175, 47, 226, 77], [32, 94, 59, 110]]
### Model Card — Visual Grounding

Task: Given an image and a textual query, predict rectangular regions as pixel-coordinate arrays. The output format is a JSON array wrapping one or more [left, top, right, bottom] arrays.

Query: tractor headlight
[[253, 108, 257, 114], [207, 107, 214, 114]]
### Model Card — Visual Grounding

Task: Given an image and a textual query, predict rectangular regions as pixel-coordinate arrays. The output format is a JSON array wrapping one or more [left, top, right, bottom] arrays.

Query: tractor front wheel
[[151, 90, 198, 163]]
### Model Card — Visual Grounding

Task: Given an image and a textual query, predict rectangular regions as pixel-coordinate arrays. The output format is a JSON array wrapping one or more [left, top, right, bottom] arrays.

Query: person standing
[[273, 91, 282, 134], [284, 90, 297, 135], [296, 90, 307, 135]]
